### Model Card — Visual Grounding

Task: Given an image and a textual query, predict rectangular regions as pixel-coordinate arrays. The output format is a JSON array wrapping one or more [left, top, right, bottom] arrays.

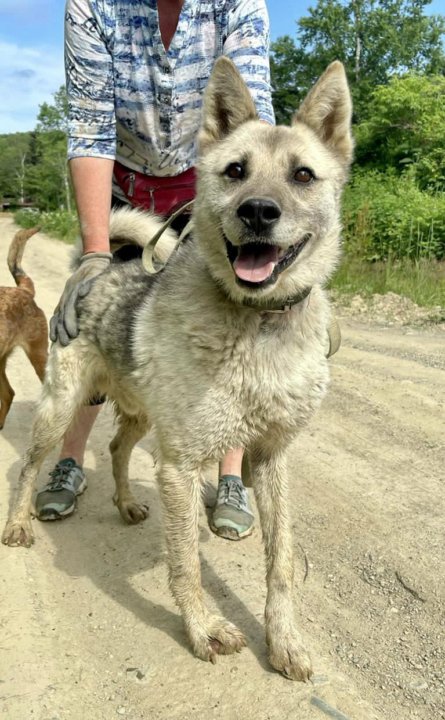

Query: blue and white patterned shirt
[[65, 0, 274, 177]]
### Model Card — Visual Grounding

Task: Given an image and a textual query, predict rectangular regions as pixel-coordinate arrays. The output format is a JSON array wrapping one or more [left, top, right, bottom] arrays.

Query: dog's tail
[[7, 226, 41, 296], [109, 206, 179, 263], [71, 207, 180, 269]]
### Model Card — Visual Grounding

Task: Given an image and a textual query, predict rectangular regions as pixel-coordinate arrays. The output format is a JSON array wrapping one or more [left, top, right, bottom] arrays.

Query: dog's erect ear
[[199, 57, 258, 153], [293, 61, 353, 165]]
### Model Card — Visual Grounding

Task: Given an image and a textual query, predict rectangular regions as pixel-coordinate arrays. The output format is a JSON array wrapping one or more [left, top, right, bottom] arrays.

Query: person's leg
[[220, 447, 244, 477], [58, 404, 101, 466], [169, 210, 254, 538], [35, 404, 102, 521], [35, 193, 125, 521], [211, 447, 254, 541]]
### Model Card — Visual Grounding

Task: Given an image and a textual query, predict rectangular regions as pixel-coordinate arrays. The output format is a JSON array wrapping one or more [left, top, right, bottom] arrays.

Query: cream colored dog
[[3, 58, 353, 681]]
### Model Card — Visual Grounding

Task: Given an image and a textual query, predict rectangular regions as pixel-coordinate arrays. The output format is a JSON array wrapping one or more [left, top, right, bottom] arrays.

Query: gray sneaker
[[35, 458, 87, 521], [210, 474, 254, 540]]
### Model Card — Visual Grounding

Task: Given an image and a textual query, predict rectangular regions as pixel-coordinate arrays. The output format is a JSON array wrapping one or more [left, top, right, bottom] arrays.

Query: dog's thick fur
[[2, 59, 353, 680], [0, 227, 48, 428]]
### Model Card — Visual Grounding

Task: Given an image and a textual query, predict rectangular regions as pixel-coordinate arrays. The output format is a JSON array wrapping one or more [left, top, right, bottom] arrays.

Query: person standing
[[36, 0, 275, 540]]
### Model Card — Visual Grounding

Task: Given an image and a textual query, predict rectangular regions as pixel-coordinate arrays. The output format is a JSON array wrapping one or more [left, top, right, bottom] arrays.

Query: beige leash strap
[[142, 200, 195, 275], [326, 317, 341, 358]]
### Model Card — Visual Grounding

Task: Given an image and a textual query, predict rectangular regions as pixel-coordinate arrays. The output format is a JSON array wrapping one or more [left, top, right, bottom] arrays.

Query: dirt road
[[0, 216, 443, 720]]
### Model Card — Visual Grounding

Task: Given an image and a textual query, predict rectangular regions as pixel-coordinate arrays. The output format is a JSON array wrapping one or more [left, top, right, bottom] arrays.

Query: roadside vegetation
[[2, 0, 444, 310], [14, 208, 79, 244]]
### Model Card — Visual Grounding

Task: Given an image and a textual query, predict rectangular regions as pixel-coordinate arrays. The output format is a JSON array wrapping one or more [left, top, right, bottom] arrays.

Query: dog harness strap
[[242, 290, 341, 359], [241, 286, 312, 313], [142, 200, 195, 274]]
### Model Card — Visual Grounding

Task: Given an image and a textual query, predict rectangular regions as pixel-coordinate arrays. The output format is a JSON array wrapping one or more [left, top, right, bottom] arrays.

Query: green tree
[[355, 74, 445, 189], [0, 133, 32, 202], [26, 86, 72, 211], [270, 36, 306, 125], [271, 0, 445, 121], [36, 86, 69, 134]]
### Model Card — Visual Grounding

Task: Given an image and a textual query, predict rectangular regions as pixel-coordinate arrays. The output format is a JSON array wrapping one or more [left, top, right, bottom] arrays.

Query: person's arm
[[69, 157, 114, 254], [222, 0, 275, 125], [50, 158, 114, 345], [49, 2, 116, 344], [65, 0, 116, 253]]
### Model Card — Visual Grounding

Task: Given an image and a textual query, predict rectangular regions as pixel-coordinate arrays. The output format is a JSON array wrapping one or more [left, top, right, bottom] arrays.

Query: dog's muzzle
[[226, 197, 311, 288], [225, 234, 312, 289]]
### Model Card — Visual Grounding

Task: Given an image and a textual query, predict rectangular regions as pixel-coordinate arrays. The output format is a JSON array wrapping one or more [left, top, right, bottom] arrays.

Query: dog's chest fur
[[83, 254, 330, 460], [130, 269, 329, 458]]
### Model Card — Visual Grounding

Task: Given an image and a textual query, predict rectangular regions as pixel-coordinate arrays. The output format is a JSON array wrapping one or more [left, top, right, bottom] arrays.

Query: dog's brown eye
[[225, 163, 245, 180], [294, 168, 314, 184]]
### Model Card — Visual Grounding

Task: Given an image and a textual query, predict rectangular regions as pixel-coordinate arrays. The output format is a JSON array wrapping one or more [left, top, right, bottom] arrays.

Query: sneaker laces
[[46, 461, 77, 492], [218, 476, 249, 511]]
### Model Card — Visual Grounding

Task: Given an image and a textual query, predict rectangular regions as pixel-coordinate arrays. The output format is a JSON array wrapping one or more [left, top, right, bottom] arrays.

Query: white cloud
[[0, 40, 64, 133]]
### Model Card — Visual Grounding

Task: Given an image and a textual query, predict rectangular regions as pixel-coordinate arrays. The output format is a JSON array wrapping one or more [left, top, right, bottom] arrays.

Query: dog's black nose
[[237, 198, 281, 236]]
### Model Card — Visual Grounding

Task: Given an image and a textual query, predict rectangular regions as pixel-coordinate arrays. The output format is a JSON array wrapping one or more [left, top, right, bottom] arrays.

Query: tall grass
[[330, 256, 445, 308]]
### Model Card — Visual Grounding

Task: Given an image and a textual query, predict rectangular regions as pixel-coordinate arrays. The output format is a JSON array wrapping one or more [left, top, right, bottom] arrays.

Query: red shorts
[[113, 161, 196, 216]]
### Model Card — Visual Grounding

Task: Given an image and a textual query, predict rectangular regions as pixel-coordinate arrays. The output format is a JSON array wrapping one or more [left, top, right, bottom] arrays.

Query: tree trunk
[[352, 0, 362, 83]]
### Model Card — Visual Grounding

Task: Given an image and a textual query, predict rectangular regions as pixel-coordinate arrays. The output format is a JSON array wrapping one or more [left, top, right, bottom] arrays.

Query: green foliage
[[342, 169, 445, 261], [25, 131, 70, 212], [0, 86, 72, 213], [36, 87, 69, 134], [355, 74, 445, 190], [27, 86, 72, 212], [14, 208, 79, 244], [271, 0, 445, 121], [13, 208, 41, 228], [270, 36, 306, 124], [0, 132, 32, 202]]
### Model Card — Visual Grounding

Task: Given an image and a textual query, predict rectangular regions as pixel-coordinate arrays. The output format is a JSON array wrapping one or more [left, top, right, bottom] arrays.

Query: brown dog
[[0, 227, 48, 428]]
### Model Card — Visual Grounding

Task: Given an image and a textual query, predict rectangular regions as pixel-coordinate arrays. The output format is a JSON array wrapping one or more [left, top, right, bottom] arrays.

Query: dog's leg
[[0, 357, 14, 430], [251, 445, 313, 681], [2, 369, 84, 547], [158, 460, 246, 662], [25, 336, 48, 383], [110, 410, 150, 524]]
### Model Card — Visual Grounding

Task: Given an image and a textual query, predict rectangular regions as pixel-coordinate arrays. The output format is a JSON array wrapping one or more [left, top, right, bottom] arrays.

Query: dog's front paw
[[268, 633, 313, 681], [190, 616, 247, 664], [114, 495, 150, 524], [2, 519, 35, 548]]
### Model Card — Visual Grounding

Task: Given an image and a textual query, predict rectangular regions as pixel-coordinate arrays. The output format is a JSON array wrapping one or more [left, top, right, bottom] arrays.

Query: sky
[[0, 0, 444, 134]]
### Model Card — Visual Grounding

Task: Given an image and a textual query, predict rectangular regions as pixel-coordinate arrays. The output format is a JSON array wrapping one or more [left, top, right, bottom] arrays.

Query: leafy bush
[[14, 208, 79, 244], [355, 74, 445, 190], [342, 169, 445, 260], [13, 208, 41, 229]]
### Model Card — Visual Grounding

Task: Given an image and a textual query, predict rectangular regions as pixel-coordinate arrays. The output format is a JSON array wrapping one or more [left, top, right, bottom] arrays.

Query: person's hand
[[50, 251, 112, 346]]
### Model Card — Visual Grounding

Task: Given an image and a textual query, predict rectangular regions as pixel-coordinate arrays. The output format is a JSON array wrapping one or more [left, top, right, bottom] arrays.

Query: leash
[[142, 200, 194, 274], [326, 317, 341, 358]]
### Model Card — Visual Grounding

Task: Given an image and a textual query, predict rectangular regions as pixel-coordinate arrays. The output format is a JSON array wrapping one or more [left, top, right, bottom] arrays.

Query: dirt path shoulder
[[0, 217, 443, 720]]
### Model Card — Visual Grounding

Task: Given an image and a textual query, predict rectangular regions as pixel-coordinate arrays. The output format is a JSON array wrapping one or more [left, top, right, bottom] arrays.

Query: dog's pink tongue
[[233, 245, 279, 283]]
